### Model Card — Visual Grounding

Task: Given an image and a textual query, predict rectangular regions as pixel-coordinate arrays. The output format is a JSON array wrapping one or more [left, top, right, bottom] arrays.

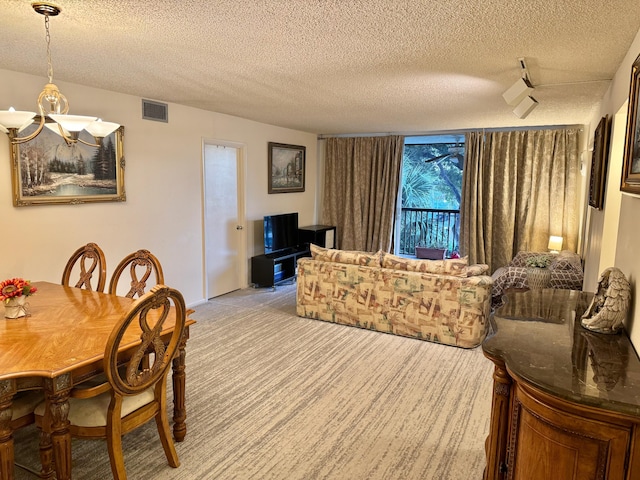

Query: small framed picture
[[588, 115, 611, 209], [8, 117, 125, 206], [621, 53, 640, 195], [268, 142, 305, 194]]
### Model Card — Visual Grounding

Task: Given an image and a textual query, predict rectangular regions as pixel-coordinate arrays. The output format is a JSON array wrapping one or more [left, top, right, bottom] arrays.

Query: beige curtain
[[460, 128, 580, 272], [322, 136, 404, 252]]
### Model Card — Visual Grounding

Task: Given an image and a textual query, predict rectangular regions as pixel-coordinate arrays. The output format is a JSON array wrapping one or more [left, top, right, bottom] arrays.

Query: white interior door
[[204, 142, 245, 298]]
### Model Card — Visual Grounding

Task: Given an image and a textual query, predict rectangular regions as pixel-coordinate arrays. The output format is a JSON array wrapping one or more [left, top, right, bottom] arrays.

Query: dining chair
[[9, 390, 46, 476], [9, 391, 42, 431], [35, 284, 186, 479], [61, 242, 107, 292], [109, 249, 195, 317], [108, 249, 165, 298]]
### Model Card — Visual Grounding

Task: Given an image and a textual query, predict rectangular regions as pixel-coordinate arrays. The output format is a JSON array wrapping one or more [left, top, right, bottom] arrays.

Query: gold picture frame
[[268, 142, 305, 194], [8, 118, 125, 206], [621, 53, 640, 195], [588, 115, 611, 209]]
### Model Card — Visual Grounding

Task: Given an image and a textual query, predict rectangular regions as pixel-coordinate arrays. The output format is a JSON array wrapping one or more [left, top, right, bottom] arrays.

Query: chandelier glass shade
[[0, 2, 119, 146]]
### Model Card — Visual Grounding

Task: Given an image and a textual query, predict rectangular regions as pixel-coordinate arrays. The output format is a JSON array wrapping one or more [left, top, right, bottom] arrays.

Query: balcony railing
[[397, 207, 460, 256]]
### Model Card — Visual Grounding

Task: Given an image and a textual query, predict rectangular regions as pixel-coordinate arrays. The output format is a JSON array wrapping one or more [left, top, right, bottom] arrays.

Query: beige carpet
[[13, 283, 494, 479]]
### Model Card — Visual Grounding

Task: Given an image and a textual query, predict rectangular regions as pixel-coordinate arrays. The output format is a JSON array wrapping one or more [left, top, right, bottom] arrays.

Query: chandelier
[[0, 2, 119, 146]]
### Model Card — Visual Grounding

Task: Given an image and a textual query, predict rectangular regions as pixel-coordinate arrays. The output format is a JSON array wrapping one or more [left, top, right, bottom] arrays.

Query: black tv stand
[[251, 245, 311, 289]]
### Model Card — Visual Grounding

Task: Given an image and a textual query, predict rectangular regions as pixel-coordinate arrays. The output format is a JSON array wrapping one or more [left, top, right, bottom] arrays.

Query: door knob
[[236, 225, 243, 230]]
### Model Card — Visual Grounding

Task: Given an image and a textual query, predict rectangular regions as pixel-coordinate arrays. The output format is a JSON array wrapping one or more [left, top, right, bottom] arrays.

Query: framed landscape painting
[[621, 53, 640, 195], [8, 118, 125, 206], [588, 115, 611, 209], [268, 142, 305, 194]]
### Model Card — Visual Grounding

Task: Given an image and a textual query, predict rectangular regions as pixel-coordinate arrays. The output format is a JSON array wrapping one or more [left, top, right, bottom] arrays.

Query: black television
[[264, 212, 299, 254]]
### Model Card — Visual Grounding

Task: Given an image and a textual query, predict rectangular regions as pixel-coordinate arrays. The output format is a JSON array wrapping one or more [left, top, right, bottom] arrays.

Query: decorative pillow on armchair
[[509, 251, 545, 267], [549, 251, 583, 289], [550, 251, 582, 272]]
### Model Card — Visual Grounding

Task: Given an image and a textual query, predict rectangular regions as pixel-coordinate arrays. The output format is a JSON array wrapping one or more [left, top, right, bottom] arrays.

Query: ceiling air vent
[[142, 99, 168, 123]]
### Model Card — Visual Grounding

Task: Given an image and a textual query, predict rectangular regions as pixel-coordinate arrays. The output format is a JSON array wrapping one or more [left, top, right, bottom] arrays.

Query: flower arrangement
[[0, 278, 37, 304], [525, 255, 552, 269]]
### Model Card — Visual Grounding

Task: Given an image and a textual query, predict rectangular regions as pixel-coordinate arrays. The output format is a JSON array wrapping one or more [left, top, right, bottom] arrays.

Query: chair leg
[[106, 400, 127, 480], [154, 392, 179, 468]]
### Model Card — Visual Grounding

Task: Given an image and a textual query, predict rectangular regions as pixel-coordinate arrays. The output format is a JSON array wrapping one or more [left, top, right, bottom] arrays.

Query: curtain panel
[[322, 136, 404, 252], [460, 128, 580, 272]]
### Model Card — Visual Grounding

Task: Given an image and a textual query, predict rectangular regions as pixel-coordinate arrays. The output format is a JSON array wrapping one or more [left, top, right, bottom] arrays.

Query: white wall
[[582, 27, 640, 349], [0, 69, 317, 307]]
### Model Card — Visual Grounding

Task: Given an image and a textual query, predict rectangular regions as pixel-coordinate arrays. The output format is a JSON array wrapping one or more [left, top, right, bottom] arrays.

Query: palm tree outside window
[[397, 135, 464, 257]]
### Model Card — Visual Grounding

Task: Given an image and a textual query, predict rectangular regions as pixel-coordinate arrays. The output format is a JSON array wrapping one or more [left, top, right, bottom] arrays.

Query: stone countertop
[[483, 288, 640, 418]]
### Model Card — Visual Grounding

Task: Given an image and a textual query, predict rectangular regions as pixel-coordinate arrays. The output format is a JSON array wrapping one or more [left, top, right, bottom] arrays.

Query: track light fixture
[[502, 78, 533, 106], [513, 96, 538, 119], [503, 58, 538, 119]]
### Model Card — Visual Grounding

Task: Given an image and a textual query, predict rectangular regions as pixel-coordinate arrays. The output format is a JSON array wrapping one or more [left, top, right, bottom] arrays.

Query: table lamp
[[548, 235, 563, 254]]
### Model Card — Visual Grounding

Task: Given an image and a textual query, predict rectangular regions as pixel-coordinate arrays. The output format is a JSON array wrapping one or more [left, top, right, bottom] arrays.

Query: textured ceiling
[[1, 0, 640, 135]]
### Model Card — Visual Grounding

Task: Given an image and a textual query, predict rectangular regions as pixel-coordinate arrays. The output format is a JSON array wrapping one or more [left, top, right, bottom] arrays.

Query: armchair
[[491, 251, 584, 308]]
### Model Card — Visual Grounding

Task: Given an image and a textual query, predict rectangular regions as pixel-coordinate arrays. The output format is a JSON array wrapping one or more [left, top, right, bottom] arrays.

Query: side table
[[298, 225, 336, 248]]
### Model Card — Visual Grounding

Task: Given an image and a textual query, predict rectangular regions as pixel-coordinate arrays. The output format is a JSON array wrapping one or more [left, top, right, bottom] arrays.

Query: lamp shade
[[85, 119, 120, 138], [44, 122, 70, 137], [49, 114, 97, 132], [548, 235, 563, 253], [0, 109, 37, 130]]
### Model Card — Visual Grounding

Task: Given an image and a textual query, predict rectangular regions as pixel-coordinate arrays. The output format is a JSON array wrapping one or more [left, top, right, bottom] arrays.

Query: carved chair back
[[109, 249, 165, 298], [61, 242, 107, 292]]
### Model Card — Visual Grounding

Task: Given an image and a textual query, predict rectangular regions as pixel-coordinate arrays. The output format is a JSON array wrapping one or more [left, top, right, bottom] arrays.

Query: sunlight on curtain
[[460, 128, 580, 272], [322, 136, 404, 252]]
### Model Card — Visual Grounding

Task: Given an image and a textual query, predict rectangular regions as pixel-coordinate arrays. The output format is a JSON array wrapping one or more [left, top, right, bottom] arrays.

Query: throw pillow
[[550, 251, 582, 273], [310, 244, 382, 267], [381, 252, 469, 276]]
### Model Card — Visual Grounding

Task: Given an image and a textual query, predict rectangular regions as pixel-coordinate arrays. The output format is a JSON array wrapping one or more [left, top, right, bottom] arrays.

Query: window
[[397, 135, 464, 256]]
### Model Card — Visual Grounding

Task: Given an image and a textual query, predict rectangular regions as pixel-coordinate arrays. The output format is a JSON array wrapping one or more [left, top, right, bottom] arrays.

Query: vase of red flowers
[[0, 278, 37, 319]]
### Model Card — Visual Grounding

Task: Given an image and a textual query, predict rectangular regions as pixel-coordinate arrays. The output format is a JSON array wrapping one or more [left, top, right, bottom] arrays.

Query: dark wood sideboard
[[482, 289, 640, 480]]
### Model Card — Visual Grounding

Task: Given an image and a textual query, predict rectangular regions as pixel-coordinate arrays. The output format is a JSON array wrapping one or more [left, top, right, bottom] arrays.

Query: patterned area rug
[[13, 283, 493, 479]]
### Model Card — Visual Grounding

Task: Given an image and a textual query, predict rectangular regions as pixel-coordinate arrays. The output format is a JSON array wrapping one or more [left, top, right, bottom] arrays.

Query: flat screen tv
[[264, 212, 299, 254]]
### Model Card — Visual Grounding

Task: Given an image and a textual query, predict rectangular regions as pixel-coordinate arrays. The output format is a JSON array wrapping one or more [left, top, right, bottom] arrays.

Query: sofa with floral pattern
[[296, 245, 493, 348]]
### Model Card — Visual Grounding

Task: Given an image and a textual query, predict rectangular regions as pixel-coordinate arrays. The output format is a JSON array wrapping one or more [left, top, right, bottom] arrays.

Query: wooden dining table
[[0, 281, 195, 480]]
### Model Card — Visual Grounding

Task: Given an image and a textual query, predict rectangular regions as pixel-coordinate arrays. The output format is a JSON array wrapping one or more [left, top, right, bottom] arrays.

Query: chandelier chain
[[45, 14, 53, 83]]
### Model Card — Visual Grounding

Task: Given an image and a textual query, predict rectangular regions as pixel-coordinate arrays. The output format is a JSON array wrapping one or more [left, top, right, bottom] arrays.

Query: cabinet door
[[508, 383, 630, 480]]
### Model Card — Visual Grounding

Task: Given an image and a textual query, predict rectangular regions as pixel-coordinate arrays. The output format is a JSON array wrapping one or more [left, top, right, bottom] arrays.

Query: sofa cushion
[[310, 244, 382, 267], [466, 264, 490, 276], [380, 252, 469, 277]]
